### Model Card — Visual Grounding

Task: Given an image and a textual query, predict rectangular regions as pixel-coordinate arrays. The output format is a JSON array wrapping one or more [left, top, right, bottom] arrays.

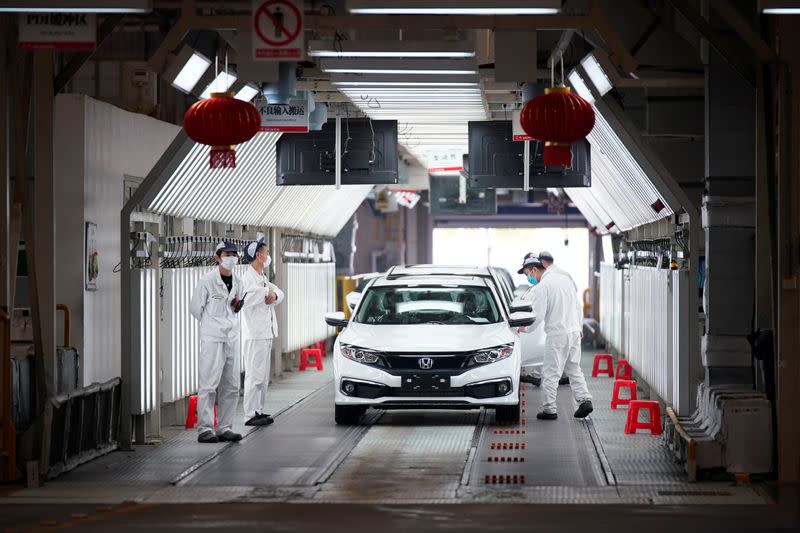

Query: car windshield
[[355, 278, 373, 292], [354, 285, 502, 325]]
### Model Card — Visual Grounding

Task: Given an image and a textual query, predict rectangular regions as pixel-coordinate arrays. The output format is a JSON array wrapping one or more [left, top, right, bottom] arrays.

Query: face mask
[[221, 256, 238, 270], [527, 275, 538, 286], [263, 255, 272, 268]]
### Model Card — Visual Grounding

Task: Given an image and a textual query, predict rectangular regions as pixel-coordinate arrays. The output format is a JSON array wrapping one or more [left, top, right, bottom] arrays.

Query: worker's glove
[[231, 295, 246, 313]]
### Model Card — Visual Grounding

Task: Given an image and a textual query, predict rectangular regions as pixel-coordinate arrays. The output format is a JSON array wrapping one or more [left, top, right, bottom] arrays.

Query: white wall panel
[[278, 263, 336, 353], [54, 94, 180, 386]]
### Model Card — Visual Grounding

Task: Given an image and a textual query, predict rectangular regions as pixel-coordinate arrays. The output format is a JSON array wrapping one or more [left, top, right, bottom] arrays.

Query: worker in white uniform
[[538, 250, 578, 386], [524, 255, 593, 420], [517, 253, 544, 387], [241, 237, 284, 426], [189, 241, 245, 443]]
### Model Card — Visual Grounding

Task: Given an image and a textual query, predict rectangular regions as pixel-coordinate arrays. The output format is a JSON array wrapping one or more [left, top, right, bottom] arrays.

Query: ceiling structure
[[118, 0, 732, 235]]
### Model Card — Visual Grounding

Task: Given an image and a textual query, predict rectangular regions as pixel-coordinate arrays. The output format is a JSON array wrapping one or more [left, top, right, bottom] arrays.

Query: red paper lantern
[[520, 86, 595, 167], [184, 92, 261, 168]]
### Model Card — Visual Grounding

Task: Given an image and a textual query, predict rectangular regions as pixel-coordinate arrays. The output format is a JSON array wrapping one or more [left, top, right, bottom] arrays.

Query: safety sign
[[18, 12, 96, 51], [252, 0, 304, 61], [512, 110, 534, 141], [427, 150, 463, 175], [256, 98, 309, 132]]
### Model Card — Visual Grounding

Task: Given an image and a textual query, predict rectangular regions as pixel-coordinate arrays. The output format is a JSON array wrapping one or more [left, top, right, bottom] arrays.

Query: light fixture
[[0, 0, 152, 11], [760, 1, 800, 13], [320, 58, 477, 75], [200, 70, 237, 99], [166, 46, 211, 95], [567, 69, 595, 104], [308, 40, 475, 58], [234, 83, 260, 102], [334, 81, 479, 87], [580, 53, 613, 96], [347, 0, 561, 15], [331, 73, 478, 87]]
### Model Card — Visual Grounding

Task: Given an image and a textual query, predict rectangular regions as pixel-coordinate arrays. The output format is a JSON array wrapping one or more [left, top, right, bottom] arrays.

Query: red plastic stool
[[615, 359, 633, 380], [611, 379, 637, 410], [316, 341, 327, 357], [625, 400, 663, 435], [592, 354, 614, 377], [300, 348, 324, 371], [185, 395, 217, 429]]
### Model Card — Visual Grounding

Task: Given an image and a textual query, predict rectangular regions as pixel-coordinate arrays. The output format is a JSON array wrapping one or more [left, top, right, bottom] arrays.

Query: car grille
[[380, 354, 474, 373]]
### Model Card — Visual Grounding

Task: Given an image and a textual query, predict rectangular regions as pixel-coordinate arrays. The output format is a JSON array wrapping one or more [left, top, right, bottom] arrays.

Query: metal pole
[[523, 140, 531, 191], [335, 115, 342, 190]]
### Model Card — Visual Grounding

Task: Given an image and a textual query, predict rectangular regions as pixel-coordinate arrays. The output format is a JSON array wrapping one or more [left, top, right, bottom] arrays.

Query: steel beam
[[53, 14, 124, 95]]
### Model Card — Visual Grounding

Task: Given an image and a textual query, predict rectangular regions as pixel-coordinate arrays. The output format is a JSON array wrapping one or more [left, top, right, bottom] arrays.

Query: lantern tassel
[[544, 143, 572, 168], [210, 147, 236, 169]]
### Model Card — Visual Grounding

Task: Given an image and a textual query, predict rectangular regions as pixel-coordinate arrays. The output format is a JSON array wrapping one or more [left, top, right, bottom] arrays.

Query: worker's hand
[[265, 291, 278, 305], [579, 330, 584, 339], [516, 326, 527, 334]]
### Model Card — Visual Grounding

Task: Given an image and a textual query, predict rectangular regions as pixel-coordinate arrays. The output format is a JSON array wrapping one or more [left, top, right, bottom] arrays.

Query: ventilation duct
[[261, 62, 296, 104]]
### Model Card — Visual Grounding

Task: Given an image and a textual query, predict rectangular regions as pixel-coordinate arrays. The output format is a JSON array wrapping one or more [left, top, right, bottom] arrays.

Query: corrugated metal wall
[[599, 265, 693, 414], [278, 263, 336, 354], [130, 269, 158, 415]]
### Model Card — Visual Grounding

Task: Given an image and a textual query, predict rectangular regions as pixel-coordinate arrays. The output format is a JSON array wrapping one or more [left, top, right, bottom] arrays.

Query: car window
[[354, 285, 502, 325], [355, 278, 372, 292]]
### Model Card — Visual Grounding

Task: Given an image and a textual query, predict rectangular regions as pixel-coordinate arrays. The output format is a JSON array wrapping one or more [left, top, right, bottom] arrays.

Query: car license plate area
[[401, 373, 451, 392]]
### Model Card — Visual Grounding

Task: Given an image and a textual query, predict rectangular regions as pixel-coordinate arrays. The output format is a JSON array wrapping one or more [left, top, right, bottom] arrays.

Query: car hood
[[339, 322, 515, 353]]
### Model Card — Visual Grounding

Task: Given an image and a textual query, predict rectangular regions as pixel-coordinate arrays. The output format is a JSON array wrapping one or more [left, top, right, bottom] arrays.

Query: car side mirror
[[510, 298, 533, 313], [508, 312, 535, 328], [325, 311, 349, 328]]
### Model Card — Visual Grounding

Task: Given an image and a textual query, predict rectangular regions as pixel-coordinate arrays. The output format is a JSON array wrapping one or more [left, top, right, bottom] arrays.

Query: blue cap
[[245, 238, 266, 262], [215, 241, 238, 255]]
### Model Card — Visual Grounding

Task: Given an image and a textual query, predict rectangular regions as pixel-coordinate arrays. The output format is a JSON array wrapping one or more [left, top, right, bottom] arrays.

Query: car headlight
[[470, 343, 514, 365], [340, 344, 384, 365]]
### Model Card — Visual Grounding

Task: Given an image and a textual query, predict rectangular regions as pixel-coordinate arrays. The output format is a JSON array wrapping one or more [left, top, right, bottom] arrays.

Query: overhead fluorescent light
[[347, 0, 561, 15], [567, 69, 595, 104], [234, 83, 260, 101], [334, 81, 479, 87], [760, 1, 800, 13], [167, 46, 212, 94], [580, 53, 613, 96], [308, 40, 475, 58], [0, 0, 152, 11], [320, 57, 477, 75], [200, 70, 237, 99]]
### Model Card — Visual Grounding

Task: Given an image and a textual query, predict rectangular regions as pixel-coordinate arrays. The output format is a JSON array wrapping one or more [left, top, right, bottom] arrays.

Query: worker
[[537, 250, 577, 385], [524, 256, 593, 421], [241, 236, 285, 427], [517, 253, 543, 387], [189, 241, 245, 443]]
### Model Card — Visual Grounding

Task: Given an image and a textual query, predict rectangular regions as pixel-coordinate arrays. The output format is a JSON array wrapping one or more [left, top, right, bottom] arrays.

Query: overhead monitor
[[429, 175, 497, 215], [467, 120, 591, 189], [276, 119, 399, 185]]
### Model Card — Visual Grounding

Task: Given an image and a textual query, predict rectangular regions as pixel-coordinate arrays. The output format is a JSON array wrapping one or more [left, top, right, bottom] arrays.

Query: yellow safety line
[[24, 502, 154, 533]]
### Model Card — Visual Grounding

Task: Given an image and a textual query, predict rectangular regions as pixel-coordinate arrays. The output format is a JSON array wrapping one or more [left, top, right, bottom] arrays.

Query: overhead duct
[[309, 102, 328, 131], [262, 62, 297, 104]]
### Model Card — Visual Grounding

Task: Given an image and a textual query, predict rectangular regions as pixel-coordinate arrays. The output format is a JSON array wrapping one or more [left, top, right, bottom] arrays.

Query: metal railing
[[46, 378, 121, 479], [279, 262, 336, 354]]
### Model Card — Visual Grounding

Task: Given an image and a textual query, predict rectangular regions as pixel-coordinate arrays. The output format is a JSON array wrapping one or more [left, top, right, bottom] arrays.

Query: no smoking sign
[[252, 0, 304, 61]]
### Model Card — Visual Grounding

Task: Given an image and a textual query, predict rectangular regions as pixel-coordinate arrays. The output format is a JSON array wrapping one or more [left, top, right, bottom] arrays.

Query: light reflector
[[235, 83, 260, 101], [347, 0, 561, 15], [580, 53, 613, 96], [170, 49, 212, 94], [308, 39, 475, 58], [200, 71, 237, 99], [567, 69, 595, 103]]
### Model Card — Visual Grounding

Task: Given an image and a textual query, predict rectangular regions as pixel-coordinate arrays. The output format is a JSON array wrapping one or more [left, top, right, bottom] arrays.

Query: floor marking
[[23, 503, 153, 532]]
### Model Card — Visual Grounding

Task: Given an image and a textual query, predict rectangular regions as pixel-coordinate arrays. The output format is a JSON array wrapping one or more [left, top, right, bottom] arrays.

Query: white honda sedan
[[324, 267, 535, 425]]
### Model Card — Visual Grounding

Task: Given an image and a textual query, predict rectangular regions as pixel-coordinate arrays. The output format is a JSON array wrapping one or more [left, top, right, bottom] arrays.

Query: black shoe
[[197, 430, 219, 443], [257, 413, 275, 425], [574, 401, 594, 419], [559, 376, 570, 385], [245, 414, 270, 426], [217, 430, 243, 442], [520, 374, 542, 386], [536, 412, 558, 420]]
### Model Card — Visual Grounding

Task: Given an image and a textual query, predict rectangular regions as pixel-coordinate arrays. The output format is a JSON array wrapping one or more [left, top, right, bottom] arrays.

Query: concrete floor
[[1, 350, 794, 532]]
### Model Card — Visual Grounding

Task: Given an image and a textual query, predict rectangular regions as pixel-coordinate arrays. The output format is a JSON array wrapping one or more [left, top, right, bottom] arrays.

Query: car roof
[[371, 274, 489, 288], [386, 264, 493, 280]]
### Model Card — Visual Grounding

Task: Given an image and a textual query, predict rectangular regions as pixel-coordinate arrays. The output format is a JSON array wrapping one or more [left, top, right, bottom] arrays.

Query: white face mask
[[264, 255, 272, 268], [221, 256, 238, 270]]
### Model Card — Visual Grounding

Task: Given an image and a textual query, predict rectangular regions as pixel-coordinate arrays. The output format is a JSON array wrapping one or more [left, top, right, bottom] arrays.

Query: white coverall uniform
[[529, 269, 592, 414], [240, 265, 285, 421], [189, 268, 243, 435]]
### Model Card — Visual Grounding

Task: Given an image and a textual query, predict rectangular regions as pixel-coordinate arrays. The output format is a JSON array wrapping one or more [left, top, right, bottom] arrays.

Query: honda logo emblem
[[418, 357, 434, 370]]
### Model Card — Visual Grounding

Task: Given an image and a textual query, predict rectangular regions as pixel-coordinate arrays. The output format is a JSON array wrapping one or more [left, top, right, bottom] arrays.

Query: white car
[[324, 266, 535, 425], [344, 272, 382, 311]]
